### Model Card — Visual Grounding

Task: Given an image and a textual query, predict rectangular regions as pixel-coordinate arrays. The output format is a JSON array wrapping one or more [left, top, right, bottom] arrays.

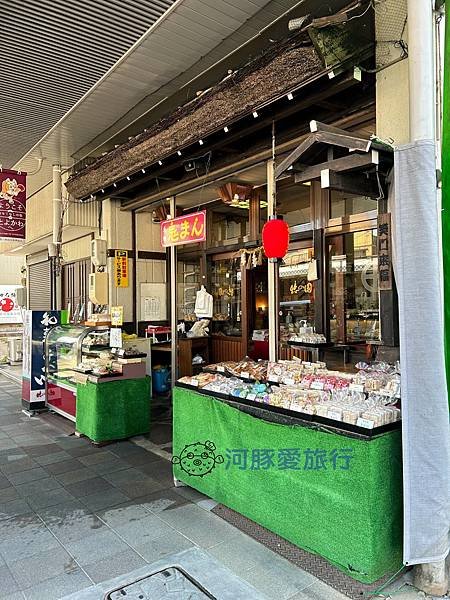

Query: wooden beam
[[294, 150, 379, 183], [310, 120, 369, 139], [275, 133, 318, 179], [315, 131, 371, 152], [321, 169, 381, 198]]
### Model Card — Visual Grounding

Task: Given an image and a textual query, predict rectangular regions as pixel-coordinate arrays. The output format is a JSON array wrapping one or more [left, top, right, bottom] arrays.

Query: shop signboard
[[160, 210, 206, 247], [0, 285, 22, 324], [114, 250, 129, 287], [377, 213, 392, 290], [22, 310, 61, 409], [0, 169, 27, 241]]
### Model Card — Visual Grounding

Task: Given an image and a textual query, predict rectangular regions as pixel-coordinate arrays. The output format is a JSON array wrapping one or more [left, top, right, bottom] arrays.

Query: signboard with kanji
[[0, 286, 22, 324], [160, 211, 206, 247], [0, 169, 27, 241], [114, 250, 129, 287], [377, 213, 392, 291]]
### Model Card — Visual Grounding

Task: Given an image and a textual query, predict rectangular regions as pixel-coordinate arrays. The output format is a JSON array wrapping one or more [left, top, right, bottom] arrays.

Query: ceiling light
[[113, 183, 117, 188], [141, 168, 146, 174], [287, 92, 294, 100], [199, 139, 204, 145], [101, 189, 105, 194], [177, 150, 182, 156], [253, 111, 259, 118], [224, 126, 229, 133], [126, 176, 131, 181], [158, 160, 163, 166]]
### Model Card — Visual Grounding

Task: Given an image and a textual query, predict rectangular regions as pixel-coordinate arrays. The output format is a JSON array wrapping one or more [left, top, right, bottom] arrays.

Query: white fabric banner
[[391, 141, 450, 565]]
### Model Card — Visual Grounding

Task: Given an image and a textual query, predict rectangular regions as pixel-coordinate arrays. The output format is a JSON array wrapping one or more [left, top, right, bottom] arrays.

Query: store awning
[[65, 34, 325, 200]]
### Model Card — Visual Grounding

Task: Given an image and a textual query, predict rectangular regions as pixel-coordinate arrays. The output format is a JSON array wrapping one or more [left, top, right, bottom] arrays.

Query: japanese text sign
[[160, 211, 206, 247], [0, 285, 22, 324], [377, 213, 392, 291], [0, 169, 27, 241], [114, 250, 129, 287]]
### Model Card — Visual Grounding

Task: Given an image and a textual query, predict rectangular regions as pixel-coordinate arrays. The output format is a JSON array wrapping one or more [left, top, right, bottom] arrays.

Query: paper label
[[349, 383, 365, 393], [303, 362, 311, 366], [268, 375, 279, 383], [190, 379, 199, 387], [327, 410, 342, 421], [311, 381, 324, 391], [247, 393, 256, 401], [240, 372, 250, 379], [284, 378, 295, 386], [356, 417, 375, 429], [217, 366, 225, 373]]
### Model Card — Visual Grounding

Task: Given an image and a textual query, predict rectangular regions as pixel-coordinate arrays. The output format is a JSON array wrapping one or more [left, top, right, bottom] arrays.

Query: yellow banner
[[114, 250, 128, 287]]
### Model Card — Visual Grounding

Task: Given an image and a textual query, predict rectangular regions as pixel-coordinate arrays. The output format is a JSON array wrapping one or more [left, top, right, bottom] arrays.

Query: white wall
[[0, 255, 24, 285]]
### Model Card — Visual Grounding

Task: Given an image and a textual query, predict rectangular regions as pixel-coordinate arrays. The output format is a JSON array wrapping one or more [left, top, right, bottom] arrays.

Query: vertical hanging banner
[[0, 169, 27, 241], [114, 250, 129, 287], [377, 213, 392, 290]]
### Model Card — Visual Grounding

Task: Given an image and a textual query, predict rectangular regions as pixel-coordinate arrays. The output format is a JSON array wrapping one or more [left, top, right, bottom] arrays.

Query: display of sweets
[[266, 359, 327, 384], [289, 332, 327, 344], [206, 359, 268, 380]]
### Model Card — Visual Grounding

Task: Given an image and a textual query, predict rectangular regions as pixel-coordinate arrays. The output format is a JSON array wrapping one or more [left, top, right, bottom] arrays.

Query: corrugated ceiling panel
[[0, 0, 175, 167]]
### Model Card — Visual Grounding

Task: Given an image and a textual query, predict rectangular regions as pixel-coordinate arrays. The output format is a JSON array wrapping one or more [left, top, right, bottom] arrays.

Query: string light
[[101, 189, 105, 193], [113, 183, 117, 188], [158, 160, 163, 166], [253, 111, 258, 118], [199, 139, 204, 145], [177, 150, 182, 156], [141, 168, 146, 174], [224, 126, 229, 133], [287, 92, 294, 100], [126, 176, 131, 181]]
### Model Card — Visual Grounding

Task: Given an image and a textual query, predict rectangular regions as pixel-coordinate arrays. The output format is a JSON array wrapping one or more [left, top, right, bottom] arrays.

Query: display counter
[[172, 386, 403, 584]]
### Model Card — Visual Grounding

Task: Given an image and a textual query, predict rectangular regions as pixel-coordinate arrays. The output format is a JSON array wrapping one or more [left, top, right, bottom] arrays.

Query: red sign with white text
[[160, 210, 206, 247], [0, 169, 27, 240]]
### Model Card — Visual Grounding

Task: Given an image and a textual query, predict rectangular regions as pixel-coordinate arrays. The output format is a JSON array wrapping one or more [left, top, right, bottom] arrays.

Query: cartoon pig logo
[[172, 441, 224, 477]]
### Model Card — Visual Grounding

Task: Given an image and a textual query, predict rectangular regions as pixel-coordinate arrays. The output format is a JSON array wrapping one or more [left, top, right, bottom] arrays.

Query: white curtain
[[391, 140, 450, 565]]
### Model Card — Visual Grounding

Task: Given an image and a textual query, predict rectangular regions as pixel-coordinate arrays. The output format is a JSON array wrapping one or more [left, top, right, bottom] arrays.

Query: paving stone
[[25, 487, 76, 511], [55, 467, 97, 486], [0, 456, 37, 473], [0, 486, 20, 503], [8, 546, 81, 590], [288, 579, 351, 600], [43, 509, 106, 544], [82, 548, 146, 584], [34, 450, 72, 465], [115, 477, 167, 499], [0, 512, 47, 543], [81, 488, 130, 512], [133, 527, 194, 563], [20, 444, 58, 457], [6, 467, 48, 486], [77, 451, 115, 466], [0, 564, 21, 596], [103, 467, 145, 486], [0, 439, 19, 450], [0, 498, 32, 521], [64, 476, 115, 499], [112, 513, 176, 546], [134, 488, 190, 515], [44, 458, 84, 475], [20, 569, 92, 600], [0, 474, 12, 489], [157, 503, 239, 548], [0, 527, 61, 563], [15, 477, 62, 497], [94, 500, 151, 528], [88, 457, 129, 475], [65, 528, 134, 567]]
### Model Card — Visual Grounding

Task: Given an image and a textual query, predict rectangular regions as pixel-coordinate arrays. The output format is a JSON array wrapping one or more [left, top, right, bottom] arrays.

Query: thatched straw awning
[[66, 35, 324, 199]]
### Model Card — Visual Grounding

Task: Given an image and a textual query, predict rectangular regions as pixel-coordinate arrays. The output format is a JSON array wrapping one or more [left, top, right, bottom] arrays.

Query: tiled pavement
[[0, 373, 435, 600]]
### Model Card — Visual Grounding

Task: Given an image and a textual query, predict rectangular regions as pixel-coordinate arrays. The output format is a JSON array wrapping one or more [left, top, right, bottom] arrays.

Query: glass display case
[[45, 325, 109, 388], [177, 259, 200, 321], [279, 247, 315, 342], [211, 258, 242, 336]]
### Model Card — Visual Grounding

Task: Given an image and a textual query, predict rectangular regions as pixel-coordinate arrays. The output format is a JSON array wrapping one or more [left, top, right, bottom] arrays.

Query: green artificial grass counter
[[172, 387, 403, 583], [76, 376, 151, 443]]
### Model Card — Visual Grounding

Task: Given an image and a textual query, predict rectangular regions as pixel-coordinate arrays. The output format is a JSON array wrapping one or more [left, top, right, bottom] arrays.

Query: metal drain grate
[[105, 567, 217, 600], [212, 504, 397, 600]]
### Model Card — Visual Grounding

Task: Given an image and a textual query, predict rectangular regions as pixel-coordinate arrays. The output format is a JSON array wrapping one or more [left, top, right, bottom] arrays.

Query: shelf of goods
[[173, 358, 402, 583]]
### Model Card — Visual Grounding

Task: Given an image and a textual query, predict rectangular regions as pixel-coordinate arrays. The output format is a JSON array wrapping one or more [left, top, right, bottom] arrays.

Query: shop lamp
[[262, 216, 290, 262]]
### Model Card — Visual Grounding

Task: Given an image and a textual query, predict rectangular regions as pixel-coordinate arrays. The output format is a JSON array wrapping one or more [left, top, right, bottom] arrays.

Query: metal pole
[[267, 158, 278, 362], [169, 196, 178, 385], [52, 165, 62, 310]]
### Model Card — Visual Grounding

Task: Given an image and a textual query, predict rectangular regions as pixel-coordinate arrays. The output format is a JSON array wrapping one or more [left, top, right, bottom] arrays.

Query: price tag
[[284, 378, 295, 386], [268, 375, 279, 383], [356, 417, 375, 429], [349, 383, 365, 393], [311, 381, 324, 391], [247, 393, 257, 401], [327, 410, 342, 421], [217, 366, 225, 373], [190, 379, 199, 387], [240, 372, 250, 379], [303, 362, 311, 367]]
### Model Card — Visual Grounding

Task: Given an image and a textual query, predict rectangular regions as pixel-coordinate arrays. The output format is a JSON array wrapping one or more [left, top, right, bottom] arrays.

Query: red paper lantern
[[262, 217, 290, 260]]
